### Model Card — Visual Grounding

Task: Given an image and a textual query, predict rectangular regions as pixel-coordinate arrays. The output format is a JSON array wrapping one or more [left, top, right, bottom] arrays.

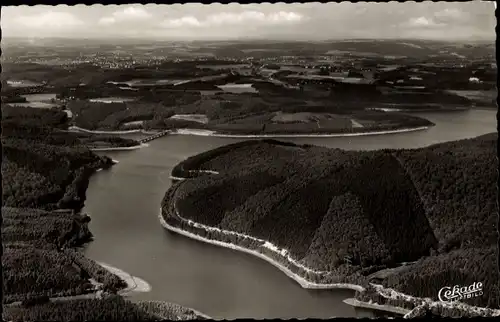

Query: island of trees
[[162, 133, 499, 318]]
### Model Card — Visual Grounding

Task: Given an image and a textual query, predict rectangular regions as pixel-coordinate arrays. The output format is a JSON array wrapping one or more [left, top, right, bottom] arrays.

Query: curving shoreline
[[96, 262, 152, 295], [80, 118, 496, 318], [159, 208, 500, 318], [158, 210, 364, 292], [343, 298, 411, 316], [171, 126, 431, 138], [77, 161, 212, 319], [169, 176, 187, 181], [161, 164, 500, 318], [69, 126, 157, 135], [70, 124, 431, 140], [370, 283, 500, 318], [89, 143, 148, 152]]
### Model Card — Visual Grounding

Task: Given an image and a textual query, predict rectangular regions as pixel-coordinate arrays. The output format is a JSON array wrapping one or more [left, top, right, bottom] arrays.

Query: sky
[[1, 2, 496, 41]]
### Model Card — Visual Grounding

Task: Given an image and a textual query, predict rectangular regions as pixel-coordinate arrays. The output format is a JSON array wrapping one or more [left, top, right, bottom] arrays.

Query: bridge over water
[[138, 130, 171, 143]]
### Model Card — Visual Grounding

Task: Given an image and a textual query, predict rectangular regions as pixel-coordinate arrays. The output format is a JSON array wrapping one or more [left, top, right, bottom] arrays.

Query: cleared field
[[445, 90, 496, 103], [197, 64, 251, 70], [271, 112, 352, 130], [351, 119, 364, 128], [170, 114, 209, 124], [122, 120, 145, 127], [264, 122, 320, 133], [318, 117, 352, 129], [211, 123, 264, 132], [271, 112, 320, 123], [228, 113, 275, 124], [353, 112, 430, 129], [204, 110, 430, 134], [272, 112, 349, 123]]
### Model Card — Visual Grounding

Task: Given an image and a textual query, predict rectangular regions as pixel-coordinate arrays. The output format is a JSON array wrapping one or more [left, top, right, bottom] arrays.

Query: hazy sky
[[2, 2, 496, 41]]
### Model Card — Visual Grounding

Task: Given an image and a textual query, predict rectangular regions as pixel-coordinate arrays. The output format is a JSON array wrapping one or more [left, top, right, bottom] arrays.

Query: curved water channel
[[82, 109, 496, 319]]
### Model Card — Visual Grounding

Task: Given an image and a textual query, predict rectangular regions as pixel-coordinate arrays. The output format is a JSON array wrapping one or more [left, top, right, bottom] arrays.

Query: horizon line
[[2, 36, 494, 43]]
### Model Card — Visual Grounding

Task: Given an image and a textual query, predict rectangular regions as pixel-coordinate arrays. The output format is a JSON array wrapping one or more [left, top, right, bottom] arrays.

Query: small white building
[[64, 110, 73, 118]]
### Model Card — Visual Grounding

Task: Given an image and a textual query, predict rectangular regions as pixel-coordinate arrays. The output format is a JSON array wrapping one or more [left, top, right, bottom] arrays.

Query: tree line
[[3, 297, 159, 322], [2, 105, 124, 309]]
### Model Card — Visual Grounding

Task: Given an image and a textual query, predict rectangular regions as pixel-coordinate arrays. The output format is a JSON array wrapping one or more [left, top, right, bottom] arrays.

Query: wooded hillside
[[167, 133, 498, 308]]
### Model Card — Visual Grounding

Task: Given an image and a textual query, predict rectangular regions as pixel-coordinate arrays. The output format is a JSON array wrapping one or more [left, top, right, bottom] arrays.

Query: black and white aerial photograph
[[1, 1, 498, 320]]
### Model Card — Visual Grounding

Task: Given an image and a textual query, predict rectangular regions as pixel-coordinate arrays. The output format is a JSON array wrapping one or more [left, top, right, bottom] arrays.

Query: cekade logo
[[438, 282, 483, 302]]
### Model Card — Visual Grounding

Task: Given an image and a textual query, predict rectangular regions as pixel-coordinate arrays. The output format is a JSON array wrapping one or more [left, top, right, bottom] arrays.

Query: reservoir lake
[[82, 109, 496, 319]]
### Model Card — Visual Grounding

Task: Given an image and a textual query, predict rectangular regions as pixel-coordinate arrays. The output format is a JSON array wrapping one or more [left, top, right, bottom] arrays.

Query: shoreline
[[90, 143, 147, 152], [370, 283, 500, 318], [343, 298, 411, 316], [96, 159, 119, 172], [69, 126, 157, 135], [161, 167, 500, 318], [70, 124, 431, 140], [169, 176, 186, 181], [158, 210, 363, 292], [96, 262, 151, 295], [160, 208, 500, 318], [71, 163, 214, 320], [171, 126, 431, 138]]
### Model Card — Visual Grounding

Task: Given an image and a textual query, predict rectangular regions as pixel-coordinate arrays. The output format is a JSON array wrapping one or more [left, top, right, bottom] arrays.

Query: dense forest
[[23, 71, 439, 136], [0, 105, 194, 320], [2, 208, 91, 249], [3, 297, 158, 321], [2, 104, 69, 129], [74, 132, 140, 149], [135, 300, 208, 320], [1, 105, 122, 307], [60, 91, 435, 135], [3, 243, 94, 303], [163, 133, 498, 310], [2, 106, 114, 210], [66, 99, 188, 130], [3, 296, 207, 322]]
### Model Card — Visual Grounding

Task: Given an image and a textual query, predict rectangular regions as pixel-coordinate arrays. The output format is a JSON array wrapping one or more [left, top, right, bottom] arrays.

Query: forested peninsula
[[1, 105, 207, 321], [49, 89, 436, 137], [161, 134, 499, 318]]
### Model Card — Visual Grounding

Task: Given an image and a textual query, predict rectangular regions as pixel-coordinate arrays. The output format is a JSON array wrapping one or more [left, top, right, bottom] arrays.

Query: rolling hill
[[162, 133, 498, 311]]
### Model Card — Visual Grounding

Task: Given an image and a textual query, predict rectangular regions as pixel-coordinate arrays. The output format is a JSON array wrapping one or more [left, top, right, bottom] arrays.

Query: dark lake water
[[82, 109, 496, 319]]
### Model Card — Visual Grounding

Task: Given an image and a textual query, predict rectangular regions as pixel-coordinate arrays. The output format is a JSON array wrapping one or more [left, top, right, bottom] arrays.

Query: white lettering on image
[[438, 282, 483, 302]]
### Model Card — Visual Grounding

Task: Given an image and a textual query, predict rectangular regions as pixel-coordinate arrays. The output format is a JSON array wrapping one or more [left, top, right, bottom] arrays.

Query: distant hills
[[3, 38, 494, 60], [212, 39, 494, 59]]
